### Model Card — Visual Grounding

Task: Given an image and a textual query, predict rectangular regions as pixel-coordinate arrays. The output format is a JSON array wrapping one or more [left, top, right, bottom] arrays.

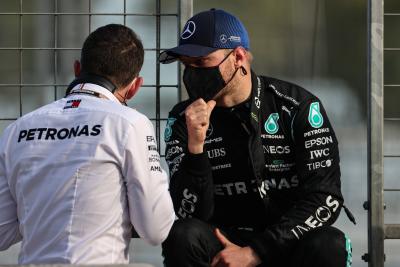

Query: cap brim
[[159, 44, 219, 64]]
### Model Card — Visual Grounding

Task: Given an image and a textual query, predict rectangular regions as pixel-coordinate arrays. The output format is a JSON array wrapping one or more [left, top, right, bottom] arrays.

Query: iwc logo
[[181, 21, 196, 39], [308, 102, 324, 129], [264, 113, 279, 134]]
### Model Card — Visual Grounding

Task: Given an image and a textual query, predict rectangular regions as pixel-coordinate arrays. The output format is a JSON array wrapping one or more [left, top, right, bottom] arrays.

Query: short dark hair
[[80, 24, 144, 88]]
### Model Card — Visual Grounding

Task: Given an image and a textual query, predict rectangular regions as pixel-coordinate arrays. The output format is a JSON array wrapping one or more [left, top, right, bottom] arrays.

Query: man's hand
[[211, 228, 261, 267], [185, 98, 216, 154]]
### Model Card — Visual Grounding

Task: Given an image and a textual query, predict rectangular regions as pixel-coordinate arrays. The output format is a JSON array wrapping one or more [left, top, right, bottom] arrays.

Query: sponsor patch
[[64, 99, 81, 109], [205, 136, 223, 144], [166, 145, 184, 158], [290, 195, 340, 239], [308, 102, 324, 128], [206, 123, 213, 138], [263, 145, 291, 154], [265, 162, 296, 172], [228, 36, 241, 42], [215, 181, 248, 196], [304, 127, 330, 137], [212, 163, 232, 171], [261, 134, 285, 139], [307, 159, 333, 171], [305, 136, 333, 149], [18, 125, 102, 142], [310, 148, 330, 160], [167, 153, 185, 177], [264, 113, 279, 134], [207, 147, 226, 159], [177, 188, 198, 218], [146, 135, 162, 172], [181, 21, 196, 39], [164, 117, 177, 142]]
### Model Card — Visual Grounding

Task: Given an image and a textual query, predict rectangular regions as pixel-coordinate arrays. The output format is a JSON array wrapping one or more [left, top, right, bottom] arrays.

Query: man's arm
[[0, 137, 22, 250], [165, 99, 216, 220], [248, 98, 343, 264], [123, 116, 175, 246]]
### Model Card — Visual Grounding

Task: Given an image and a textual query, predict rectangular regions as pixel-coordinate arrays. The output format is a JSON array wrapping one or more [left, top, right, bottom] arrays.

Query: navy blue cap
[[159, 9, 249, 64]]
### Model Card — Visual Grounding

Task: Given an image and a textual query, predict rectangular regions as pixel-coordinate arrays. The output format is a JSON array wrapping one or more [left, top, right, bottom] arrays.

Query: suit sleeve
[[0, 133, 22, 250], [123, 116, 176, 246], [248, 98, 343, 264], [164, 112, 215, 221]]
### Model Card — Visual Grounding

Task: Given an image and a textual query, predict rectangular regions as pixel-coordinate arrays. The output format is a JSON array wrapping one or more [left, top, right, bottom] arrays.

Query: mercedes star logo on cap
[[181, 21, 196, 39], [219, 34, 228, 44]]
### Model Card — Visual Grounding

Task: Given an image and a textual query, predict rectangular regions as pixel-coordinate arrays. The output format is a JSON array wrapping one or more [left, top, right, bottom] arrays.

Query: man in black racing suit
[[160, 8, 353, 267]]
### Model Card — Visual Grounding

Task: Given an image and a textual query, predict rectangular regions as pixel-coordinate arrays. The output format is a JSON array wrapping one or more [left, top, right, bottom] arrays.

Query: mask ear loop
[[217, 49, 235, 67], [240, 66, 247, 75], [116, 91, 128, 106], [217, 49, 242, 87], [223, 50, 248, 86]]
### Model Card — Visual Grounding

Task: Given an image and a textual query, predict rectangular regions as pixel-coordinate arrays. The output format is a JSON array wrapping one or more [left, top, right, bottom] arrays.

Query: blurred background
[[0, 0, 399, 266]]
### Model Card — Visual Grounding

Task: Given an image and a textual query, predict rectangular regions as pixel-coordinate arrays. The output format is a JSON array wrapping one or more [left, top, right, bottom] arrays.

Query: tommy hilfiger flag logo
[[64, 99, 81, 109]]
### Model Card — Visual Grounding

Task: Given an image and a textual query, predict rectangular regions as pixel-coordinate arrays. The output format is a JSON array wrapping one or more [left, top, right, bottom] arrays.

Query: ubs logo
[[181, 21, 196, 39]]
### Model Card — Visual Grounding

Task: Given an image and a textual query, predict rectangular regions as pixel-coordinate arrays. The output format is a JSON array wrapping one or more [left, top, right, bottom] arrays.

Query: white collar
[[69, 83, 121, 104]]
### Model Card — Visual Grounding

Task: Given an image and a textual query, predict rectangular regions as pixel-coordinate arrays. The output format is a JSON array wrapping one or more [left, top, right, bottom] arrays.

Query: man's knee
[[162, 218, 221, 267], [291, 226, 351, 267], [303, 226, 346, 251]]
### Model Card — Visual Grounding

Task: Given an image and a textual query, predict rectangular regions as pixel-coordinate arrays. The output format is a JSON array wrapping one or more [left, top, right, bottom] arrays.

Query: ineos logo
[[181, 21, 196, 39], [315, 206, 331, 222]]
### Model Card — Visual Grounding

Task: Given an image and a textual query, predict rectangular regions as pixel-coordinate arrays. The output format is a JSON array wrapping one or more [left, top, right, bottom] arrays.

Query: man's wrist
[[244, 246, 262, 265], [188, 142, 204, 154]]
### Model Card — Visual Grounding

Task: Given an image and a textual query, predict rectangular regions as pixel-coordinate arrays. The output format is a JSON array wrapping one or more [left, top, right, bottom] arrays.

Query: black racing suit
[[163, 70, 344, 265]]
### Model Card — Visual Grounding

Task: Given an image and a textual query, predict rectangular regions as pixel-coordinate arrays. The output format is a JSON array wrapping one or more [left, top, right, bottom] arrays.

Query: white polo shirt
[[0, 84, 175, 264]]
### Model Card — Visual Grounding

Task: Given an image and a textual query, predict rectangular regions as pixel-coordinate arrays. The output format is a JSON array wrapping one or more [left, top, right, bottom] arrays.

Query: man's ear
[[74, 60, 81, 77], [233, 47, 246, 68], [126, 76, 143, 99]]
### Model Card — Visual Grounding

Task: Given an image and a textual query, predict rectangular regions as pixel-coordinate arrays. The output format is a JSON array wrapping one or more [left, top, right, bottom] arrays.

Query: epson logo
[[263, 145, 291, 154], [305, 136, 333, 149], [166, 145, 183, 158], [207, 148, 226, 159]]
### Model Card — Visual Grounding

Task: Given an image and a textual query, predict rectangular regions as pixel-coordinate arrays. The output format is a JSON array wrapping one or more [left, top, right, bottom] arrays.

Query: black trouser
[[162, 218, 352, 267]]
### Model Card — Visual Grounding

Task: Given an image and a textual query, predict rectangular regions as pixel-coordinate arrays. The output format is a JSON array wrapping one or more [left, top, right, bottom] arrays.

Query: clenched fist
[[185, 98, 216, 154]]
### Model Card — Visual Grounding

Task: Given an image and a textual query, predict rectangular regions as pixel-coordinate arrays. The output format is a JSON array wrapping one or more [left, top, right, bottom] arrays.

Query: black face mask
[[183, 50, 239, 101]]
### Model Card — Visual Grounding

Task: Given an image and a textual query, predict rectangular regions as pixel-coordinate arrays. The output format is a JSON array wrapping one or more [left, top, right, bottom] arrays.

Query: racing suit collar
[[248, 70, 269, 204], [69, 83, 121, 104]]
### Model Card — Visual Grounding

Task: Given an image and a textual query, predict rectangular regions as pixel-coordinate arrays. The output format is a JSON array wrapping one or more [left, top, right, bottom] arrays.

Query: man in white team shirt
[[0, 24, 175, 264]]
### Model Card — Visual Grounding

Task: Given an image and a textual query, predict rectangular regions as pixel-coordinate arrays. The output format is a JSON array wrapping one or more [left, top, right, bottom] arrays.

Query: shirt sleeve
[[122, 116, 176, 246], [0, 134, 22, 250], [164, 113, 215, 221], [248, 98, 343, 265]]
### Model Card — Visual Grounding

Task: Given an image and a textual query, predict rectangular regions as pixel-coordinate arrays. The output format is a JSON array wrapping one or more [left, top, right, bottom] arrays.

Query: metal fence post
[[367, 0, 384, 266], [178, 0, 192, 101]]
